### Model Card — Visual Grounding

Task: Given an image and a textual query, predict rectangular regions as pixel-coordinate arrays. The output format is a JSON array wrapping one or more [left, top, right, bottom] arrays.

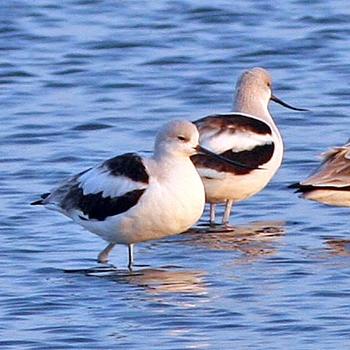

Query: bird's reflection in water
[[325, 239, 350, 256], [105, 268, 206, 295], [184, 221, 285, 263], [65, 266, 206, 295], [64, 221, 284, 292]]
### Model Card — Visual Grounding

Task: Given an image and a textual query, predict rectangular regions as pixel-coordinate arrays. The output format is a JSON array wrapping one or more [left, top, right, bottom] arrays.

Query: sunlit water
[[2, 1, 350, 349]]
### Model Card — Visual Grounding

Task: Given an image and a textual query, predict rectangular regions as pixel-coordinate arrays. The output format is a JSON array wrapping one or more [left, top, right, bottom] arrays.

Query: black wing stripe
[[103, 153, 149, 183], [192, 143, 274, 176], [220, 143, 275, 175], [62, 185, 146, 221], [289, 183, 350, 194]]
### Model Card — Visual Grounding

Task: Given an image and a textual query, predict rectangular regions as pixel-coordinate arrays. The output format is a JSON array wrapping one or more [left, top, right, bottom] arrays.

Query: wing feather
[[301, 145, 350, 188], [41, 153, 149, 220], [192, 113, 274, 176], [195, 113, 273, 154]]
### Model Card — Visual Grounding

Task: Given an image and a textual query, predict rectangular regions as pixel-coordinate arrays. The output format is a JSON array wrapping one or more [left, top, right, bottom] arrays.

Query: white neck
[[233, 89, 282, 144], [153, 147, 188, 163], [234, 90, 273, 125], [146, 153, 196, 184]]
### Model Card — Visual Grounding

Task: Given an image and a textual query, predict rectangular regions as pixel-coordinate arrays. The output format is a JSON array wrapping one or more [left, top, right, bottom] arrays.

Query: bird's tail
[[288, 182, 312, 193], [31, 199, 44, 205], [31, 192, 51, 205], [288, 182, 301, 189]]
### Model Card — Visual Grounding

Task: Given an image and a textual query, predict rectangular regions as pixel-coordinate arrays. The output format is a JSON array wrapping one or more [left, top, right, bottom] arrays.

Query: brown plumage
[[290, 141, 350, 206]]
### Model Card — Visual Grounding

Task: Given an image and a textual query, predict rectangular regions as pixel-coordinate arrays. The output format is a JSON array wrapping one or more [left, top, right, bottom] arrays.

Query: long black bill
[[195, 145, 260, 170], [271, 94, 308, 111]]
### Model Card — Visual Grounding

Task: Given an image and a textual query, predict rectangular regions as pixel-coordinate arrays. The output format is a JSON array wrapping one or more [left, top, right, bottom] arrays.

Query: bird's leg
[[97, 242, 116, 263], [128, 244, 134, 271], [222, 199, 234, 226], [209, 203, 217, 226]]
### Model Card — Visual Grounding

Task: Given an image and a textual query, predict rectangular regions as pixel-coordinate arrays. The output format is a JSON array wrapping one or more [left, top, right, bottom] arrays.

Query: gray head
[[237, 67, 272, 98], [154, 120, 200, 158], [235, 67, 307, 113]]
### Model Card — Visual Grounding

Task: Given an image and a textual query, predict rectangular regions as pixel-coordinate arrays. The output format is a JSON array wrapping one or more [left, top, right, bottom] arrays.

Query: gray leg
[[97, 242, 116, 263], [210, 203, 216, 225], [128, 244, 134, 270], [222, 199, 234, 225]]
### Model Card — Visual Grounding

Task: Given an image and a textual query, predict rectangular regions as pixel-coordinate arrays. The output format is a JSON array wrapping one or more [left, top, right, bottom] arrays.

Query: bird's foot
[[97, 253, 109, 264]]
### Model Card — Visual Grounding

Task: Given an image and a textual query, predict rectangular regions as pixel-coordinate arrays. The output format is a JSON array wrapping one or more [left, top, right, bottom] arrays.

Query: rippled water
[[2, 1, 350, 349]]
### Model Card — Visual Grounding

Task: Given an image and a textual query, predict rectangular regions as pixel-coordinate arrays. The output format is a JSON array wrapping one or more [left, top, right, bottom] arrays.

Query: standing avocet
[[31, 120, 253, 268], [290, 141, 350, 206], [192, 67, 307, 226]]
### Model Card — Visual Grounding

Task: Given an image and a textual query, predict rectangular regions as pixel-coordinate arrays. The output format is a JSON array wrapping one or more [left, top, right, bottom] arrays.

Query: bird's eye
[[177, 136, 186, 141]]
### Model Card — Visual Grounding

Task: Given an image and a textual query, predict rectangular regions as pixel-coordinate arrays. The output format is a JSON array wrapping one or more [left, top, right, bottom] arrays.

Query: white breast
[[78, 158, 205, 245]]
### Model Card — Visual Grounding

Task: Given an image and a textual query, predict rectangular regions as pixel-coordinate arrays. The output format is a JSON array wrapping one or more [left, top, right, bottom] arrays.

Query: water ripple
[[2, 0, 350, 349]]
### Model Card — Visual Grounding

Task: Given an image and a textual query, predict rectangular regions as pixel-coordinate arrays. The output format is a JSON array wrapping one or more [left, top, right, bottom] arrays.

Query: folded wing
[[192, 113, 274, 176], [296, 145, 350, 190], [38, 153, 149, 221]]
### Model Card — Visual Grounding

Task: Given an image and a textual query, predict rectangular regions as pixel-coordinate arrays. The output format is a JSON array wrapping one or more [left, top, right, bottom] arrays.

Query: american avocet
[[290, 141, 350, 206], [31, 120, 253, 268], [191, 67, 307, 226]]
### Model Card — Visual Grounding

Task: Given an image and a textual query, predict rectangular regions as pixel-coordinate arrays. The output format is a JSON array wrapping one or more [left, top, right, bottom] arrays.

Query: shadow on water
[[64, 221, 285, 284], [63, 221, 284, 293], [324, 239, 350, 257], [64, 266, 207, 295], [183, 220, 285, 262]]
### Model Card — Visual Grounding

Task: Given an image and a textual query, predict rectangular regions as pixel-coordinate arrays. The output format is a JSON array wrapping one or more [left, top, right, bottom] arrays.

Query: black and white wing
[[192, 113, 274, 175], [33, 153, 149, 221]]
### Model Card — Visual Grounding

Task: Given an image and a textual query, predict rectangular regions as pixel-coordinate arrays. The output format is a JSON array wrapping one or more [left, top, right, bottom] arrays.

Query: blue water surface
[[1, 1, 350, 349]]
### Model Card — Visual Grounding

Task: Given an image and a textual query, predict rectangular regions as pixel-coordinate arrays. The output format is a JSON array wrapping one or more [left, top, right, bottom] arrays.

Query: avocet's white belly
[[200, 164, 278, 203], [75, 162, 205, 244]]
